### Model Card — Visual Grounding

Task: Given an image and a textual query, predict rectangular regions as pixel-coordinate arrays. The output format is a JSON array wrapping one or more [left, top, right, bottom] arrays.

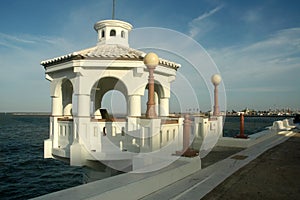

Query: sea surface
[[222, 116, 287, 137], [0, 114, 287, 200]]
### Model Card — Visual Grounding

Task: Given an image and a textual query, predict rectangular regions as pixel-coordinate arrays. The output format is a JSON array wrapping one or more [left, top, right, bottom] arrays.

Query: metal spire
[[112, 0, 116, 19]]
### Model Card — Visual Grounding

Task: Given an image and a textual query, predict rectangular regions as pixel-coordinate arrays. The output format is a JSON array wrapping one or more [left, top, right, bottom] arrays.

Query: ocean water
[[223, 116, 287, 137], [0, 114, 84, 200], [0, 114, 287, 199]]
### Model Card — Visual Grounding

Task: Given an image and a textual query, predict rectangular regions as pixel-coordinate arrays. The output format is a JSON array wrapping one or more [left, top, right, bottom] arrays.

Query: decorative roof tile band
[[41, 44, 180, 69]]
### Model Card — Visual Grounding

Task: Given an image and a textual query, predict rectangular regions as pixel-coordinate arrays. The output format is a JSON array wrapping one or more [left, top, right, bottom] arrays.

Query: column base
[[175, 148, 199, 157], [235, 134, 249, 139]]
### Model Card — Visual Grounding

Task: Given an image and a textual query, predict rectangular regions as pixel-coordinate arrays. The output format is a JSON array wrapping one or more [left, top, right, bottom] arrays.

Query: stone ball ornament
[[143, 52, 159, 68], [211, 74, 222, 86]]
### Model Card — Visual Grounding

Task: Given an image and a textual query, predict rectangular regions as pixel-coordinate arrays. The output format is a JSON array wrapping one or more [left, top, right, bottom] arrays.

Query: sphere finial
[[143, 52, 159, 68], [211, 74, 222, 86]]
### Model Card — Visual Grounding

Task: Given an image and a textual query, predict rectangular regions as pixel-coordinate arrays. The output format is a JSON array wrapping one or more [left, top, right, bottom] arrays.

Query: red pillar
[[144, 53, 159, 119], [213, 84, 219, 116], [176, 114, 199, 157], [236, 113, 248, 138], [146, 66, 157, 118], [240, 113, 244, 136]]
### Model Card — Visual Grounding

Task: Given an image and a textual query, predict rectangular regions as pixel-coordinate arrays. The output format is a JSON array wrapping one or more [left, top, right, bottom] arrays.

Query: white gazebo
[[41, 19, 223, 171], [41, 19, 186, 168]]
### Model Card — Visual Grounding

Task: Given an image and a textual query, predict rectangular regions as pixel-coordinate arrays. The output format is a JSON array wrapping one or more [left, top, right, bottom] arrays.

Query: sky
[[0, 0, 299, 112]]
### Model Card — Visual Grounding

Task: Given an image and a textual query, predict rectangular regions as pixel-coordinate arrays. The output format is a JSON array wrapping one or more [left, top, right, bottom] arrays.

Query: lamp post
[[144, 52, 159, 118], [211, 74, 222, 116]]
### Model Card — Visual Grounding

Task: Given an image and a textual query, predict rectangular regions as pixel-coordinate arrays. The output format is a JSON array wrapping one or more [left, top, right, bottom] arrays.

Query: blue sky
[[0, 0, 299, 112]]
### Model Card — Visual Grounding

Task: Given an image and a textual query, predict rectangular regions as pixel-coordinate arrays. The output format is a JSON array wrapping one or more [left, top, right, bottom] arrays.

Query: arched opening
[[91, 77, 128, 119], [110, 29, 116, 36], [121, 30, 125, 38], [101, 30, 105, 38], [101, 90, 127, 118], [61, 79, 73, 117]]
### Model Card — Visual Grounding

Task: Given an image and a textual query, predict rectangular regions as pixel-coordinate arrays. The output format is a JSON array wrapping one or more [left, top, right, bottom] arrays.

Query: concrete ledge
[[52, 148, 70, 158], [33, 157, 201, 200], [216, 129, 283, 148], [140, 131, 296, 200]]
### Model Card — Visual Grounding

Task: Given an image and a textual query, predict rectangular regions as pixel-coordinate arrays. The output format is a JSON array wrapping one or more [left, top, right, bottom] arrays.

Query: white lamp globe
[[211, 74, 222, 86], [143, 52, 159, 68]]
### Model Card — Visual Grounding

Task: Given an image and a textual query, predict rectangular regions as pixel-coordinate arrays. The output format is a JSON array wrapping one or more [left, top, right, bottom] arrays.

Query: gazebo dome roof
[[41, 20, 180, 70], [41, 44, 180, 70]]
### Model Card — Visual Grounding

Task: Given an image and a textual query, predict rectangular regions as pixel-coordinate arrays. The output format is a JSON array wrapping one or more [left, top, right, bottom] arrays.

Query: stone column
[[51, 96, 62, 116], [240, 113, 244, 136], [159, 98, 169, 117], [154, 92, 159, 116], [183, 114, 192, 151], [211, 74, 222, 116], [213, 85, 219, 116], [235, 113, 248, 138], [76, 94, 90, 117], [144, 53, 159, 118], [128, 95, 141, 117], [51, 96, 62, 149]]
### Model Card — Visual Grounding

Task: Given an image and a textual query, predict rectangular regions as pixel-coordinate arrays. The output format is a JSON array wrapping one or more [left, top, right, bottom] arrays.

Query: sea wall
[[217, 118, 295, 148]]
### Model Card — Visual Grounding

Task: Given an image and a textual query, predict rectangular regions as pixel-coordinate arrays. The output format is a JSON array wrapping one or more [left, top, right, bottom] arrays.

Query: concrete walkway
[[33, 130, 299, 200], [141, 131, 298, 200], [202, 132, 300, 200]]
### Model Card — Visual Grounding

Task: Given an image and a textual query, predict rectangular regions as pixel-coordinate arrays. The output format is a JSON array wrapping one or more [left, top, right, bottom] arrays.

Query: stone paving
[[141, 131, 298, 200], [202, 133, 300, 200]]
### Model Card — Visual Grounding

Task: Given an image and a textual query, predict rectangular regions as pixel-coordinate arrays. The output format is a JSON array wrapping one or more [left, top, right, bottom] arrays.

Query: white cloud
[[130, 27, 226, 111], [0, 32, 78, 112], [0, 2, 109, 112], [0, 32, 75, 53], [0, 32, 36, 44], [193, 6, 224, 22], [242, 8, 262, 23], [188, 5, 223, 38], [209, 27, 300, 92], [226, 86, 294, 93]]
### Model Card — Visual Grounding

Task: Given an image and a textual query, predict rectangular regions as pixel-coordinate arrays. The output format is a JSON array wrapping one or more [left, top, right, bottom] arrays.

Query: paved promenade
[[203, 132, 300, 200], [142, 131, 299, 200], [34, 130, 299, 200]]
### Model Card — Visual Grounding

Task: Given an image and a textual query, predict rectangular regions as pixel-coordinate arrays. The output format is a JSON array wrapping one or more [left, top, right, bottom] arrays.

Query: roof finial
[[112, 0, 116, 19]]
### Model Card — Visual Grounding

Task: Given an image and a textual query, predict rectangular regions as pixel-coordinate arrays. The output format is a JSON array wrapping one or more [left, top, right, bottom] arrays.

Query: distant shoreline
[[0, 112, 295, 118], [225, 115, 295, 118], [0, 112, 50, 116]]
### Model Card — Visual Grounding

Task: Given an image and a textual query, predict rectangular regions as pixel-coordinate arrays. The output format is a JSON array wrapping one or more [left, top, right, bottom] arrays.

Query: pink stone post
[[176, 114, 199, 157], [213, 84, 219, 115], [236, 113, 248, 138], [240, 113, 245, 136], [183, 114, 192, 151], [144, 53, 159, 118], [211, 74, 222, 116]]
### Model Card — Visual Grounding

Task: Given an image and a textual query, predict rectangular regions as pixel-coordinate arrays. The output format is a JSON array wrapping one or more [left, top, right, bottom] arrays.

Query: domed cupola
[[94, 19, 133, 47]]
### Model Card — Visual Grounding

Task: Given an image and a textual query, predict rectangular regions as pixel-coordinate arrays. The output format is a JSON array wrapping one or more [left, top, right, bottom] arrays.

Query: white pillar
[[51, 116, 59, 148], [154, 92, 159, 116], [51, 96, 62, 116], [128, 95, 141, 117], [51, 96, 61, 149], [76, 94, 90, 117], [160, 98, 169, 117]]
